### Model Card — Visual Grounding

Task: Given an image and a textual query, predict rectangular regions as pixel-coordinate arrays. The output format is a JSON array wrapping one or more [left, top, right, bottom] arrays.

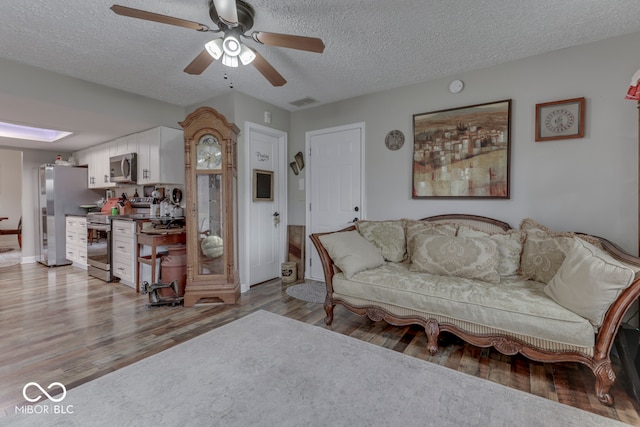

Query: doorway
[[305, 122, 365, 281], [243, 122, 287, 290], [0, 149, 22, 266]]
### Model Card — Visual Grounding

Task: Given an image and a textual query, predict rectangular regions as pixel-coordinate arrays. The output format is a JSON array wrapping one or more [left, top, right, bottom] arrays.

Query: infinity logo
[[22, 382, 67, 403]]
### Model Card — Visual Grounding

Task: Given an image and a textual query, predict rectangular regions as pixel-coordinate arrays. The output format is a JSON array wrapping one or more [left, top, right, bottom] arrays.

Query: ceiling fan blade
[[251, 32, 325, 53], [211, 0, 239, 26], [184, 49, 215, 75], [111, 5, 210, 32], [252, 51, 286, 87]]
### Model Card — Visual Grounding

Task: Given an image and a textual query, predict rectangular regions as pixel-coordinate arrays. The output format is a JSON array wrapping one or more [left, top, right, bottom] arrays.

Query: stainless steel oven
[[86, 212, 113, 282]]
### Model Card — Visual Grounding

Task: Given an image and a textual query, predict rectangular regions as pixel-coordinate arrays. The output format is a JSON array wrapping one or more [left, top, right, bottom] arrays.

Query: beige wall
[[1, 29, 639, 259], [291, 30, 640, 255]]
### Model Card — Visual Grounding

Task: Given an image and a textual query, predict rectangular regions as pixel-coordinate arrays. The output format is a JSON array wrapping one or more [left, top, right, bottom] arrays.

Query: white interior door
[[244, 122, 287, 288], [306, 122, 365, 281]]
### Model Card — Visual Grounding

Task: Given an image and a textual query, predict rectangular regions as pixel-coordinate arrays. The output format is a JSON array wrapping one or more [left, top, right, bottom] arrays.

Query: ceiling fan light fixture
[[205, 38, 224, 60], [222, 35, 241, 57], [221, 53, 239, 68], [238, 44, 256, 65]]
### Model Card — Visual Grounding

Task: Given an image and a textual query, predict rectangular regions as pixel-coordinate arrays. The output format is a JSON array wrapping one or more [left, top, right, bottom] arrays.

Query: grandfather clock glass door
[[181, 106, 240, 306], [197, 174, 223, 275]]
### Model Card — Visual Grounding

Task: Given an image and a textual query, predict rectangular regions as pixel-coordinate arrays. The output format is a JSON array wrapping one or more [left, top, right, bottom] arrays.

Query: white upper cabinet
[[92, 144, 115, 189], [109, 134, 137, 157], [75, 149, 92, 186], [76, 145, 114, 188], [74, 126, 184, 188], [137, 127, 184, 185]]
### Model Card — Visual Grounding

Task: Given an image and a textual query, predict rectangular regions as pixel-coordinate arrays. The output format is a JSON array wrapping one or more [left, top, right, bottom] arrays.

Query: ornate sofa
[[309, 214, 640, 406]]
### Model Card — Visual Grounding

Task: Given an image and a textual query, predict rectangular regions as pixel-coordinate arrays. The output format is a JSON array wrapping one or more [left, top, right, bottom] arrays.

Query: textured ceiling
[[1, 0, 640, 151]]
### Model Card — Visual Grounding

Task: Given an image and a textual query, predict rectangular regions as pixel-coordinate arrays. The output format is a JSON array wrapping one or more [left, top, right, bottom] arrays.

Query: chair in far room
[[0, 216, 22, 249]]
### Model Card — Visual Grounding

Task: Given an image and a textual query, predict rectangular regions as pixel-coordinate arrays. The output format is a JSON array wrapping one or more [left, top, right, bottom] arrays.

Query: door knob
[[350, 217, 358, 223]]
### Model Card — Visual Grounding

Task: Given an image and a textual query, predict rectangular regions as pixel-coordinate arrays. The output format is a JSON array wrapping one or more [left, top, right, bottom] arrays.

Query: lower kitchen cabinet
[[112, 219, 136, 289], [65, 216, 88, 268]]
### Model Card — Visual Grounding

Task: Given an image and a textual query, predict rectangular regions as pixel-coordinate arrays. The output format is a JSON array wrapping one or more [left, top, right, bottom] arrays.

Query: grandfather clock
[[180, 106, 240, 306]]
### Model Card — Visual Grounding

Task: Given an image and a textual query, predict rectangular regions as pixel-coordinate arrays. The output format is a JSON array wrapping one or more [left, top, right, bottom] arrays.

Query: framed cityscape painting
[[412, 99, 511, 199]]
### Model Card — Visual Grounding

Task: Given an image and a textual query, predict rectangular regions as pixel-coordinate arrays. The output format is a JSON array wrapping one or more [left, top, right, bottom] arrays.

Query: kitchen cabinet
[[109, 134, 137, 157], [77, 145, 114, 189], [65, 216, 88, 268], [75, 148, 93, 187], [93, 145, 115, 189], [74, 126, 183, 188], [112, 219, 136, 289], [137, 127, 184, 185]]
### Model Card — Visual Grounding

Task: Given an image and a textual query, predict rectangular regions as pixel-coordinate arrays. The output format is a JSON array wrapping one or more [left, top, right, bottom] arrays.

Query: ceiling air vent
[[289, 97, 318, 107]]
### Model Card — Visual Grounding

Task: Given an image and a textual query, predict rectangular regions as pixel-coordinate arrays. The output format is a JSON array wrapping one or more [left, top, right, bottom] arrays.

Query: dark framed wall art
[[253, 169, 274, 201], [535, 97, 585, 142], [412, 99, 511, 199]]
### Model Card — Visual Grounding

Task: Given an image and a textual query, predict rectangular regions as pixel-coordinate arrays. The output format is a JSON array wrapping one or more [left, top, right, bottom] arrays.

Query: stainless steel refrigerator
[[38, 164, 101, 266]]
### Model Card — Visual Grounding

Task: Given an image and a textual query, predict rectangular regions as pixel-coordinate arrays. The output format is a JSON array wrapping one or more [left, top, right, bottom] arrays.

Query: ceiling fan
[[110, 0, 325, 87]]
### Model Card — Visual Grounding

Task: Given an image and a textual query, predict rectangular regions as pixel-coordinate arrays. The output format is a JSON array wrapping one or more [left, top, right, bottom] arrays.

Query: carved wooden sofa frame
[[309, 214, 640, 406]]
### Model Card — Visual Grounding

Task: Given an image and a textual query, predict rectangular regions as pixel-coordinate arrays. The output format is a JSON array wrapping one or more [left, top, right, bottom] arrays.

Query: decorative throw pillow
[[457, 225, 524, 277], [519, 218, 601, 284], [356, 220, 406, 262], [409, 234, 500, 284], [404, 219, 458, 261], [544, 238, 635, 327], [318, 230, 385, 279]]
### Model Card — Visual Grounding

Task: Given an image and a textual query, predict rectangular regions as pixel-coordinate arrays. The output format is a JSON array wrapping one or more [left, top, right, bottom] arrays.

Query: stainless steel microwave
[[110, 153, 137, 184]]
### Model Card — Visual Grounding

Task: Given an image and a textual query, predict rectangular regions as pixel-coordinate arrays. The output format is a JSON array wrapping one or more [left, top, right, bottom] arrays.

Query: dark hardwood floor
[[1, 262, 640, 424]]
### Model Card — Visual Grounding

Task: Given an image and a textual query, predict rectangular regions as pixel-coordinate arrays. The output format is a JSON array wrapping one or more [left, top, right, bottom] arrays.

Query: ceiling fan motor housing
[[209, 0, 255, 31]]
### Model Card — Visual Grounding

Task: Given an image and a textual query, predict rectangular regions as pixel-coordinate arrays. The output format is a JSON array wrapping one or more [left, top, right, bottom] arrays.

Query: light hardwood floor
[[1, 262, 639, 424]]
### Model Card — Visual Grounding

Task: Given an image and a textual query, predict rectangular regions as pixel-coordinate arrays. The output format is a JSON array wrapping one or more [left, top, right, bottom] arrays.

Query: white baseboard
[[21, 255, 39, 264]]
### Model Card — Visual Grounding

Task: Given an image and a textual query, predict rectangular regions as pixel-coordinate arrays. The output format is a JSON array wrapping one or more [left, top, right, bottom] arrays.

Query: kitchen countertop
[[111, 214, 152, 222], [139, 226, 186, 235]]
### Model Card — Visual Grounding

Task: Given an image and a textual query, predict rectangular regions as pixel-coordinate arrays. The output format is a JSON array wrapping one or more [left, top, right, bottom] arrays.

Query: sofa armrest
[[309, 226, 356, 296]]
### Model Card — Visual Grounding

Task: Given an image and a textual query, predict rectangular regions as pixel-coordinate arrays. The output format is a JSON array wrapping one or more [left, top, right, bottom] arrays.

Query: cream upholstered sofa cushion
[[544, 238, 635, 327], [457, 225, 524, 277], [519, 218, 601, 284], [356, 220, 406, 262], [405, 219, 458, 261], [318, 230, 385, 279], [331, 262, 595, 349], [409, 234, 500, 284]]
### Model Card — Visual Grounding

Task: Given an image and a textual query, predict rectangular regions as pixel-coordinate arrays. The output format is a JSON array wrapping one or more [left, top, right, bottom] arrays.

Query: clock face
[[544, 109, 575, 133], [196, 134, 222, 169], [385, 130, 405, 151]]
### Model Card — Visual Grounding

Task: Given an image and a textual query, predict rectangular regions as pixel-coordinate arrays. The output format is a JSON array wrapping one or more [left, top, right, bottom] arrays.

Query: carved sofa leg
[[593, 360, 616, 406], [324, 297, 335, 325], [425, 319, 440, 355]]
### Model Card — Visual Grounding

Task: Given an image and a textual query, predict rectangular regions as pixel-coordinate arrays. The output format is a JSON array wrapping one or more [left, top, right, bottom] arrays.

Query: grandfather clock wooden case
[[180, 106, 240, 306]]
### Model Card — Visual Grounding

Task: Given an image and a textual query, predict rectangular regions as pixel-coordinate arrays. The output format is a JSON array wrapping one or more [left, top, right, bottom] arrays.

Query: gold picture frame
[[535, 97, 585, 142]]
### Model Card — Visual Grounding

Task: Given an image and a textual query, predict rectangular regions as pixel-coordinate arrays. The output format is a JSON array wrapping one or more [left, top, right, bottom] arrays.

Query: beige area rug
[[5, 310, 628, 426]]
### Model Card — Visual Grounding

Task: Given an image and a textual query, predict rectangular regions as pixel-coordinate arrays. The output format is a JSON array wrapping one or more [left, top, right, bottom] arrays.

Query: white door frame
[[242, 122, 288, 292], [305, 122, 366, 280]]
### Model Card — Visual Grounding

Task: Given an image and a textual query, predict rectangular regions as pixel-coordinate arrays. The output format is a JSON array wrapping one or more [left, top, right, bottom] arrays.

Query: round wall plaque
[[385, 130, 405, 151]]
